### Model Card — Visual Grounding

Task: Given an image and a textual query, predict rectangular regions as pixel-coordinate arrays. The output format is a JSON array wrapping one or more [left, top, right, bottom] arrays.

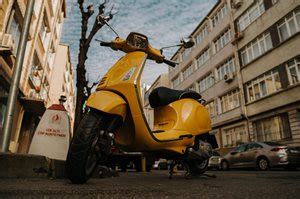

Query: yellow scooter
[[66, 30, 217, 184]]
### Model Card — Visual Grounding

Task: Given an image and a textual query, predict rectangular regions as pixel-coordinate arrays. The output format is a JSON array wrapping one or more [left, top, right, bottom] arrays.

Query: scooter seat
[[149, 87, 202, 108]]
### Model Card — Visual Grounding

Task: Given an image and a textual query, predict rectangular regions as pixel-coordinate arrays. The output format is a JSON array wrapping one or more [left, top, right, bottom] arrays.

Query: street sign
[[29, 104, 70, 160]]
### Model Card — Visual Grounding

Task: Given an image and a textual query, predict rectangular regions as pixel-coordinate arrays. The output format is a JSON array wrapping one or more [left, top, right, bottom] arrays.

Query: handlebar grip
[[100, 41, 111, 47], [163, 58, 177, 67]]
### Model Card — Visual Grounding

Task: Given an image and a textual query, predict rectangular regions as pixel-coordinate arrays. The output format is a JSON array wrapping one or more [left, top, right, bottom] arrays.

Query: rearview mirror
[[180, 37, 195, 49]]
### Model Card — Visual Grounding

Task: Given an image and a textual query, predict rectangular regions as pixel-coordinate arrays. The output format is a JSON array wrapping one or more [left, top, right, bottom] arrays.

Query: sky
[[61, 0, 217, 86]]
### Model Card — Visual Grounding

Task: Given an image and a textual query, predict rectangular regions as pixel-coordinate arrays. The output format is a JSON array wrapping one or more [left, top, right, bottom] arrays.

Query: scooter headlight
[[126, 32, 148, 50]]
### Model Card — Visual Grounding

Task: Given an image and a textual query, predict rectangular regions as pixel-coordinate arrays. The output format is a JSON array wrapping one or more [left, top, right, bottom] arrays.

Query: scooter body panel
[[87, 51, 211, 155], [86, 90, 127, 121], [153, 99, 211, 141]]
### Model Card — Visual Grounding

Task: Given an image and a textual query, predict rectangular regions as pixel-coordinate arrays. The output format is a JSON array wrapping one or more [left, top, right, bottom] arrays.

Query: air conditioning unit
[[231, 0, 243, 9], [0, 32, 14, 51], [224, 72, 234, 83]]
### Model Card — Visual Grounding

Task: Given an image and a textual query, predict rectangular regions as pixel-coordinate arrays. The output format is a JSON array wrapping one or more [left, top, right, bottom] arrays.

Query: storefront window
[[222, 125, 247, 147], [253, 114, 291, 142]]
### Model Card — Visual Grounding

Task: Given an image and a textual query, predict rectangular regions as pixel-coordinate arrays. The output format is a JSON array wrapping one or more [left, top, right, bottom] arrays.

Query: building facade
[[48, 44, 75, 132], [232, 0, 300, 146], [168, 0, 300, 150], [0, 0, 75, 153]]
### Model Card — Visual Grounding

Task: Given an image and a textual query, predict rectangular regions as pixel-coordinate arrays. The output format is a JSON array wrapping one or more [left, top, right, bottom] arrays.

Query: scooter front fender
[[86, 90, 127, 121]]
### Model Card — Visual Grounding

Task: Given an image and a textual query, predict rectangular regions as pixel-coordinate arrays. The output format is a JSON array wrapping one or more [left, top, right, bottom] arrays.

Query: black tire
[[221, 160, 230, 171], [257, 157, 269, 171], [189, 159, 209, 175], [66, 110, 108, 184]]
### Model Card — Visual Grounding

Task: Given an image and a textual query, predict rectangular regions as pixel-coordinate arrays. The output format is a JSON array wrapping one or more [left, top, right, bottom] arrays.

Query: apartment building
[[48, 44, 75, 132], [0, 0, 70, 153], [169, 0, 247, 149], [168, 0, 300, 149], [144, 74, 169, 129], [232, 0, 300, 146]]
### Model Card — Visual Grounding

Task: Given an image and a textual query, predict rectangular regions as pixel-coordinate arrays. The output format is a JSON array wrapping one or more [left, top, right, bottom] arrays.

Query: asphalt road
[[0, 170, 300, 199]]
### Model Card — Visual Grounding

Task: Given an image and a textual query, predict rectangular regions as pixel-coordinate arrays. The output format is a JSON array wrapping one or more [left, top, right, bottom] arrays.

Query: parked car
[[220, 142, 300, 171], [208, 151, 221, 169], [153, 159, 169, 170]]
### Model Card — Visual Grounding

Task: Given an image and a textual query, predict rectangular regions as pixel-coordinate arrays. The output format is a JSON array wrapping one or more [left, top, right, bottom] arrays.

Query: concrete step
[[0, 153, 66, 179]]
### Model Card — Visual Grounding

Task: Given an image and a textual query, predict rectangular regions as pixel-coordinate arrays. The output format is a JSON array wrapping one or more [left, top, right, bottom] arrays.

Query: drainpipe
[[1, 0, 35, 152]]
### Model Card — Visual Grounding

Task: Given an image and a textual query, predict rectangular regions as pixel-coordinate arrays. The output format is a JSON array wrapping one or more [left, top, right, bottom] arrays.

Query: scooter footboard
[[86, 90, 127, 121]]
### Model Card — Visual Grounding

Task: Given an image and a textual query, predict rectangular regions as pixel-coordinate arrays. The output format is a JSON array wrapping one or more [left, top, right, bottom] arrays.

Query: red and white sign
[[29, 104, 70, 160]]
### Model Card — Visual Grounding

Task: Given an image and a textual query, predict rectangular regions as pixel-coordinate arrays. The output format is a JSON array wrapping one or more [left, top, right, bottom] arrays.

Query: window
[[29, 54, 42, 88], [196, 25, 209, 45], [247, 143, 263, 150], [182, 64, 194, 80], [287, 58, 300, 85], [237, 0, 265, 31], [219, 89, 240, 113], [196, 48, 210, 69], [217, 57, 236, 80], [205, 101, 216, 117], [7, 9, 21, 55], [172, 75, 181, 88], [246, 70, 281, 102], [277, 10, 300, 42], [222, 126, 247, 147], [233, 144, 247, 152], [240, 32, 272, 66], [182, 47, 192, 61], [40, 19, 47, 45], [198, 73, 214, 92], [253, 114, 291, 142], [212, 3, 228, 27], [214, 28, 231, 52]]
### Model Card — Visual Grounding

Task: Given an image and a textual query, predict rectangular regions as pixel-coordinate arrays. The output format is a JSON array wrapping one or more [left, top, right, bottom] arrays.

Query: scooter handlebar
[[163, 58, 178, 67], [100, 41, 111, 47]]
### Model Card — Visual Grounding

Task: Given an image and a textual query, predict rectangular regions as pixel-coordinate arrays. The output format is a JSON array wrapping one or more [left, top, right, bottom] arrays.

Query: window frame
[[246, 70, 282, 103], [237, 0, 265, 31], [240, 32, 273, 66], [214, 28, 232, 53], [196, 47, 210, 69], [217, 57, 236, 80], [198, 73, 215, 92], [286, 57, 300, 85], [277, 10, 300, 42], [219, 89, 240, 113]]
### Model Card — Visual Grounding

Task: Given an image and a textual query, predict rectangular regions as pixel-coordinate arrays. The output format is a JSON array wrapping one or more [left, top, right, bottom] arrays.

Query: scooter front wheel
[[66, 110, 108, 184]]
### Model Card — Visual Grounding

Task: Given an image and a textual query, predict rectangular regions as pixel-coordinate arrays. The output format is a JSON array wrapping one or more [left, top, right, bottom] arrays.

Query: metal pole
[[1, 0, 35, 152]]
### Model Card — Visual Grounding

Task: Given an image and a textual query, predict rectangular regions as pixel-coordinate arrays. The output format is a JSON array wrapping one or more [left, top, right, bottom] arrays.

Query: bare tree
[[74, 0, 116, 132]]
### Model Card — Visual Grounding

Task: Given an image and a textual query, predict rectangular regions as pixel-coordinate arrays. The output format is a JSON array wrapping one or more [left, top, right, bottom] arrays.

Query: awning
[[20, 97, 46, 116]]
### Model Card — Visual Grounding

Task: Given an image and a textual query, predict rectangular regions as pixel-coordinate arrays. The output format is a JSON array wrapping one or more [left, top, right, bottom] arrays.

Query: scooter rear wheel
[[66, 110, 108, 184], [188, 159, 209, 175]]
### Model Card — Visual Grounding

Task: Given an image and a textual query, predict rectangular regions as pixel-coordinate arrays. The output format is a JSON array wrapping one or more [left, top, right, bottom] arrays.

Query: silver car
[[220, 142, 300, 171], [208, 151, 221, 169]]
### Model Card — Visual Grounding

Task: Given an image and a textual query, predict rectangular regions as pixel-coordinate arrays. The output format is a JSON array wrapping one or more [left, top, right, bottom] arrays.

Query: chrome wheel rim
[[259, 159, 268, 170]]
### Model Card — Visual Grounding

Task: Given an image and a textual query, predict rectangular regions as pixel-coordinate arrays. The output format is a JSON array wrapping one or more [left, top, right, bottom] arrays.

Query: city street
[[0, 170, 300, 198]]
